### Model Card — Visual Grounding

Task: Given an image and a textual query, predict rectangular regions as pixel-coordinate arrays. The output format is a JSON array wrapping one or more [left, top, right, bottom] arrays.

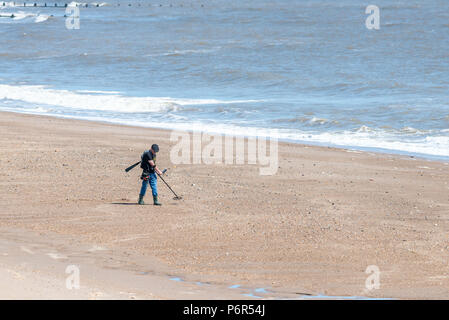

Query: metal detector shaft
[[157, 173, 181, 199], [125, 161, 141, 172]]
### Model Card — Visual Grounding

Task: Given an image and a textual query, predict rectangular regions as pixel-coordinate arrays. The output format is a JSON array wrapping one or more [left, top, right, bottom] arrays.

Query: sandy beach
[[0, 111, 448, 299]]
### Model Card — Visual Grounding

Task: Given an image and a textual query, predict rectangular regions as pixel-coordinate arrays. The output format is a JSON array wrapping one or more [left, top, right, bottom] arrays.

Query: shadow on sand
[[111, 202, 139, 206]]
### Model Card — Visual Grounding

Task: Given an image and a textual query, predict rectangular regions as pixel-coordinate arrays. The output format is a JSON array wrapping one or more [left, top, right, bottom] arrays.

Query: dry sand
[[0, 111, 448, 299]]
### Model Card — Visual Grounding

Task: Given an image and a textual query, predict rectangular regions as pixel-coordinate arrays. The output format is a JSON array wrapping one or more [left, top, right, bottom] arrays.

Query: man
[[138, 144, 163, 206]]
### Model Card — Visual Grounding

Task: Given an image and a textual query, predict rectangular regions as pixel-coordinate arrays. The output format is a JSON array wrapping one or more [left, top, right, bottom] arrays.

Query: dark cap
[[151, 144, 159, 153]]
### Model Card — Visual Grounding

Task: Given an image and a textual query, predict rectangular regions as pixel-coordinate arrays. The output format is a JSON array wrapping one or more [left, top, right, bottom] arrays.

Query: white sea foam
[[1, 84, 447, 158], [400, 126, 429, 134], [105, 121, 449, 158], [309, 117, 327, 125], [3, 102, 448, 158], [91, 2, 108, 7], [34, 106, 50, 113], [67, 2, 87, 7], [68, 2, 105, 7], [156, 124, 448, 158], [34, 14, 50, 23], [76, 90, 121, 94], [0, 84, 261, 113], [145, 47, 222, 57], [0, 11, 33, 20], [0, 10, 49, 23], [356, 125, 372, 132]]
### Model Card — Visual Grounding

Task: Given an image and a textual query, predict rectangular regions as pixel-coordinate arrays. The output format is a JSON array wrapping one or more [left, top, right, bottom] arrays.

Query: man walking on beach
[[138, 144, 163, 206]]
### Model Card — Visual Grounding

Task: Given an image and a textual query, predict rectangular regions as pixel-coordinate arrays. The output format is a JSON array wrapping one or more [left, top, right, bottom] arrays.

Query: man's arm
[[148, 160, 163, 175]]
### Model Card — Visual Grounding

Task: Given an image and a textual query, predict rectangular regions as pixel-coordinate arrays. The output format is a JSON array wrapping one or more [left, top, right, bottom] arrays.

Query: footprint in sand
[[20, 246, 34, 254], [88, 291, 106, 299], [7, 269, 24, 280], [46, 253, 68, 260], [87, 245, 108, 252]]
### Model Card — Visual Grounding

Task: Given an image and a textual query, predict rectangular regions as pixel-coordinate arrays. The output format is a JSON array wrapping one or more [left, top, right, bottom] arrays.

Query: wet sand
[[0, 111, 448, 299]]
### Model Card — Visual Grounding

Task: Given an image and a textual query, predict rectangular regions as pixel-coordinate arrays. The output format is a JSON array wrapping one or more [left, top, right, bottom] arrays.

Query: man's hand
[[155, 168, 163, 175]]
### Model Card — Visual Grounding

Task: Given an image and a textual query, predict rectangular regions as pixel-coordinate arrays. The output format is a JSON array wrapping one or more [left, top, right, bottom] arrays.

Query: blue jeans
[[139, 172, 158, 197]]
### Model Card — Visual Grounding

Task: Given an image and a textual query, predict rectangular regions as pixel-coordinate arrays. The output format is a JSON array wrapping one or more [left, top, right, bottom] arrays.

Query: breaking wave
[[0, 84, 261, 113], [0, 11, 50, 23]]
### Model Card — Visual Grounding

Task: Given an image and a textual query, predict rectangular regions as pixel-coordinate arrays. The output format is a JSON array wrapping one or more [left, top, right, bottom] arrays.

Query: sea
[[1, 0, 448, 160]]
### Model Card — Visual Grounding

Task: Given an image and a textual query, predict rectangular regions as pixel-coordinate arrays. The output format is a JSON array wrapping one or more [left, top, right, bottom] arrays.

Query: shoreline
[[1, 111, 448, 299], [2, 110, 448, 163]]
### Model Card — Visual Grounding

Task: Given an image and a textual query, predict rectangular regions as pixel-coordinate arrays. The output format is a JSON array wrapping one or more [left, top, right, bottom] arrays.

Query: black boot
[[153, 195, 162, 206], [138, 195, 145, 205]]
